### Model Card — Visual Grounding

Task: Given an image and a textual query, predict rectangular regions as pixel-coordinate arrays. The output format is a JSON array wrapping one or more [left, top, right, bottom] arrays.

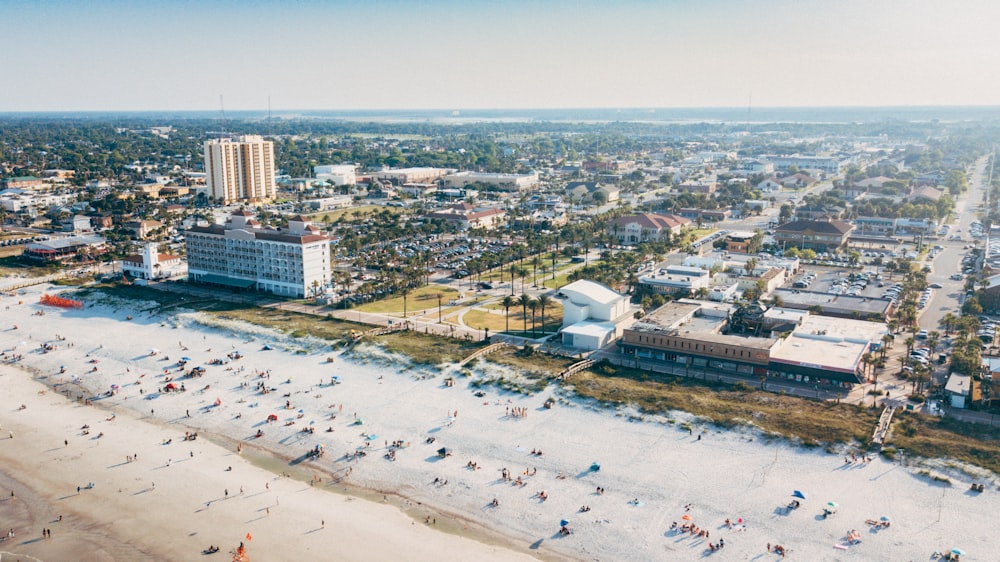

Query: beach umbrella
[[951, 548, 965, 556], [792, 490, 806, 499], [826, 501, 838, 509], [559, 519, 569, 527], [681, 514, 693, 521], [181, 356, 191, 361], [879, 516, 890, 522]]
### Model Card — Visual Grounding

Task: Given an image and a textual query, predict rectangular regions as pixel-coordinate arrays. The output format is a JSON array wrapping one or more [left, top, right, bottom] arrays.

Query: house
[[126, 219, 164, 240], [62, 215, 92, 233], [122, 242, 186, 284], [725, 231, 757, 254], [559, 280, 631, 351], [757, 178, 782, 193], [774, 219, 854, 252], [780, 173, 815, 189], [606, 213, 691, 245], [907, 185, 943, 201], [945, 374, 973, 409]]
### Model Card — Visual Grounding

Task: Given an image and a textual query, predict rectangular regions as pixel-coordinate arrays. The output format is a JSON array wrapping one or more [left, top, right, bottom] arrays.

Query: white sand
[[1, 283, 997, 561]]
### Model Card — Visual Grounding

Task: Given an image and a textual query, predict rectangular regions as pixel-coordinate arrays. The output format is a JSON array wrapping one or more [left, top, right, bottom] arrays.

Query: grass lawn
[[464, 305, 562, 335], [543, 271, 573, 290], [357, 285, 459, 314]]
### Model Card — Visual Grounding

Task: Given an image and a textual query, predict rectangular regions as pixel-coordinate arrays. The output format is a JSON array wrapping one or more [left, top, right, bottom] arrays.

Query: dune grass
[[373, 330, 484, 364], [568, 362, 878, 446], [889, 411, 1000, 474]]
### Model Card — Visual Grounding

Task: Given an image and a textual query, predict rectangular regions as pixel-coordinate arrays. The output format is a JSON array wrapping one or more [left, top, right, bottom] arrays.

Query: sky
[[2, 0, 1000, 112]]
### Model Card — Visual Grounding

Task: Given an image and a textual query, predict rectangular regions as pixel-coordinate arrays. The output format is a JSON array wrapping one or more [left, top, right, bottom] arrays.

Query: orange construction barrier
[[39, 294, 84, 309]]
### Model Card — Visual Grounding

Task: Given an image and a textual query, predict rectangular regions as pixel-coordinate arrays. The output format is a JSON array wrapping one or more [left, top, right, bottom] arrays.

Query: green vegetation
[[569, 363, 878, 444], [372, 330, 483, 365], [890, 412, 1000, 474], [211, 307, 361, 342], [487, 347, 575, 376], [356, 285, 459, 315]]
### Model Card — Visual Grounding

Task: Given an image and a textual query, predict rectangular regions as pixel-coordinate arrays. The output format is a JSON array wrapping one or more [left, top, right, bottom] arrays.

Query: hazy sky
[[3, 0, 999, 111]]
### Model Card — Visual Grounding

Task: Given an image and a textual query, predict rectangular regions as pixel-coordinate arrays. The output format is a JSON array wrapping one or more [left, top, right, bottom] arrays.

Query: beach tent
[[792, 490, 807, 499], [437, 447, 452, 458], [590, 462, 601, 471], [267, 414, 279, 422], [164, 383, 177, 391]]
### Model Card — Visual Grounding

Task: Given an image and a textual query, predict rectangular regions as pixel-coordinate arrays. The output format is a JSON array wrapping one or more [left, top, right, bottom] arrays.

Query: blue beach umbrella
[[792, 490, 806, 499], [560, 519, 569, 527]]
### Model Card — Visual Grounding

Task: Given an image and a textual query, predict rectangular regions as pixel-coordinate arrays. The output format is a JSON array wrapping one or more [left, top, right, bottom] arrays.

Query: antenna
[[219, 94, 226, 139]]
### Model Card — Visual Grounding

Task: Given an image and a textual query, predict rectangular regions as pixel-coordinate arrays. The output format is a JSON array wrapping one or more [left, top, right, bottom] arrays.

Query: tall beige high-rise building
[[204, 135, 276, 204]]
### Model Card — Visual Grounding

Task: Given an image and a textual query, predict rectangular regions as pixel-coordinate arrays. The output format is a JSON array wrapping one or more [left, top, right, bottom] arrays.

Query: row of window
[[629, 334, 760, 359]]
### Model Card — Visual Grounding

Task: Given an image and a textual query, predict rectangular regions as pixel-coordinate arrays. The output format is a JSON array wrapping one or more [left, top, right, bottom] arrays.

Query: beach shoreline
[[1, 283, 998, 561]]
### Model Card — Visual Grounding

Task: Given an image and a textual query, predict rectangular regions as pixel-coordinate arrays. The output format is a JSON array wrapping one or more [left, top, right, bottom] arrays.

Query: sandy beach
[[1, 283, 999, 561]]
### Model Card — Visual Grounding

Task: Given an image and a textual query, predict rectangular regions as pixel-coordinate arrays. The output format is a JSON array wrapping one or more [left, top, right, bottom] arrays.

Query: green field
[[356, 285, 460, 314]]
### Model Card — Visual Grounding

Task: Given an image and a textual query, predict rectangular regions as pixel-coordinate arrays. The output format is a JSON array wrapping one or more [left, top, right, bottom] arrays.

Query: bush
[[909, 394, 926, 403]]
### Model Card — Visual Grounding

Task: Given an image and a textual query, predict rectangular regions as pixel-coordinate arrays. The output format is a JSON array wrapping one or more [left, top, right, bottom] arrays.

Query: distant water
[[4, 106, 1000, 124]]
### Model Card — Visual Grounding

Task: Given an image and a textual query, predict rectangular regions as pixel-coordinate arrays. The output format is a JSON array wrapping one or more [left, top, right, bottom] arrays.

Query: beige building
[[204, 135, 276, 204]]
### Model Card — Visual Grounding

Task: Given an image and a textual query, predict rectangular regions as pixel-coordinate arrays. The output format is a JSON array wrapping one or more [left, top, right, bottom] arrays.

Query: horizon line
[[2, 104, 1000, 115]]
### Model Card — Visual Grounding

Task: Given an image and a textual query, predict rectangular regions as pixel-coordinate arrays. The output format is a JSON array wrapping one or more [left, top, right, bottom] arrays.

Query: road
[[919, 154, 991, 334]]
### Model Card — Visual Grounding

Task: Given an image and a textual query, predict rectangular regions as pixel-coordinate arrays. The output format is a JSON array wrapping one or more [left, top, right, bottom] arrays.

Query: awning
[[196, 273, 256, 289]]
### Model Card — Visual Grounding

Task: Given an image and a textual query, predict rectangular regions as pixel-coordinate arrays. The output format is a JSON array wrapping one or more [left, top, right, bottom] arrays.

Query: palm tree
[[518, 293, 532, 333], [529, 298, 539, 337], [940, 312, 957, 335], [536, 294, 552, 335], [502, 296, 515, 333], [904, 336, 915, 355]]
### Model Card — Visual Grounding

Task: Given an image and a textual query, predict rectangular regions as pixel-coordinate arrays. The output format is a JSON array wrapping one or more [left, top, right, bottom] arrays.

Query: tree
[[518, 293, 532, 333], [536, 294, 552, 335], [744, 257, 758, 277], [502, 296, 515, 333], [529, 298, 539, 336]]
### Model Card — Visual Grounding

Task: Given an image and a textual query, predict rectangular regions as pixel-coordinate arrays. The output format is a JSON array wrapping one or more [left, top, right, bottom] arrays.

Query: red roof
[[609, 213, 691, 230]]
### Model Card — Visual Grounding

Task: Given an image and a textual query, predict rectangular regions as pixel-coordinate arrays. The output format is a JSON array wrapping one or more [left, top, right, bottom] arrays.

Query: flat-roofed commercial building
[[374, 167, 452, 186], [621, 301, 888, 386], [204, 136, 276, 204], [185, 210, 330, 298], [442, 171, 539, 192]]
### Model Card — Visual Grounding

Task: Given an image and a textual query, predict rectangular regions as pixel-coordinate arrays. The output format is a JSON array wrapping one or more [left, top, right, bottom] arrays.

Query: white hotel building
[[204, 135, 277, 204], [185, 210, 330, 298]]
